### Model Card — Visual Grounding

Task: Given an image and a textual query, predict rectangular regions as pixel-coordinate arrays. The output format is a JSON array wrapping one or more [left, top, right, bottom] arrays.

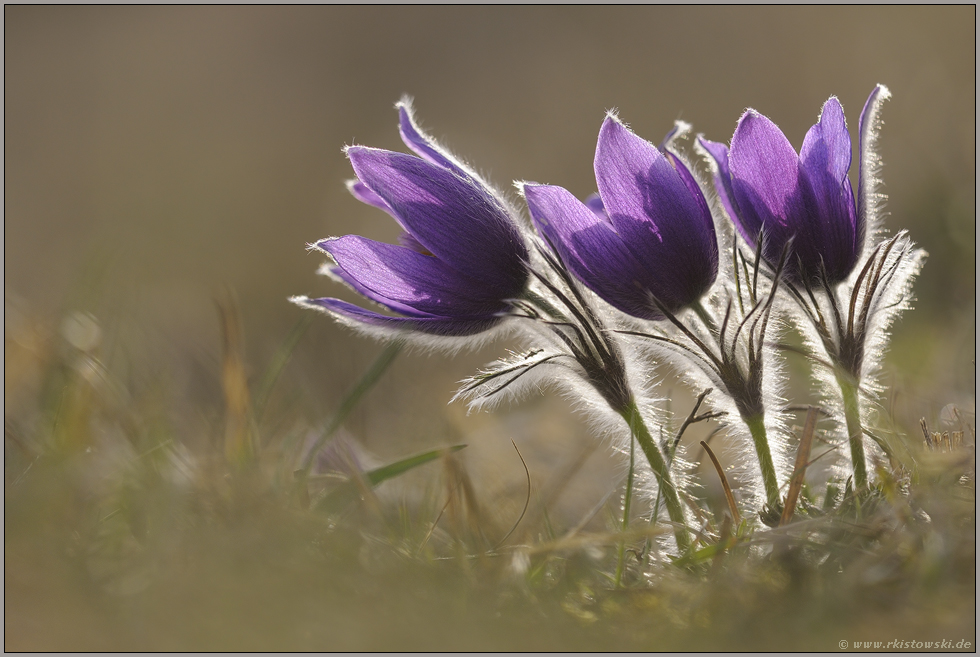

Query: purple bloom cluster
[[302, 89, 886, 339]]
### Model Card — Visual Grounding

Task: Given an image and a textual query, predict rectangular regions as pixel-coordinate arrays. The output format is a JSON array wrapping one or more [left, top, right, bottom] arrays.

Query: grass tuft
[[4, 300, 975, 650]]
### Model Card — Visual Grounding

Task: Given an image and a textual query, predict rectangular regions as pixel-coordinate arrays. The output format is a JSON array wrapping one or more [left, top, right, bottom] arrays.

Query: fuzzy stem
[[614, 433, 636, 587], [522, 289, 565, 321], [744, 413, 781, 509], [619, 399, 691, 554], [690, 298, 717, 334], [835, 372, 868, 490]]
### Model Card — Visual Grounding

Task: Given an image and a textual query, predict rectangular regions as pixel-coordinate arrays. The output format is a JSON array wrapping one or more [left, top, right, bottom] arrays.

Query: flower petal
[[583, 192, 609, 223], [697, 137, 742, 225], [658, 120, 692, 152], [396, 100, 522, 236], [397, 232, 431, 254], [595, 117, 718, 311], [347, 179, 394, 215], [346, 180, 439, 255], [800, 98, 851, 185], [396, 99, 470, 177], [798, 97, 858, 281], [729, 110, 809, 244], [346, 178, 412, 232], [346, 146, 529, 295], [525, 184, 661, 319], [318, 235, 509, 317], [325, 265, 434, 318], [596, 117, 705, 254], [665, 152, 717, 248], [665, 151, 719, 284], [299, 297, 501, 337]]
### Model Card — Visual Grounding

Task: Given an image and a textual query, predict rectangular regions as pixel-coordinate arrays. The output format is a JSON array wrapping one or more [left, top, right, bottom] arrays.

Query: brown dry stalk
[[700, 440, 741, 525], [780, 406, 818, 526], [216, 288, 254, 467]]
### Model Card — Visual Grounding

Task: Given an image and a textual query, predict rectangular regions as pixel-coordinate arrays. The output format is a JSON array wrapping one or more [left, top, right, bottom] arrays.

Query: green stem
[[614, 431, 636, 587], [836, 372, 868, 490], [619, 399, 691, 554], [690, 298, 717, 334], [744, 413, 781, 509]]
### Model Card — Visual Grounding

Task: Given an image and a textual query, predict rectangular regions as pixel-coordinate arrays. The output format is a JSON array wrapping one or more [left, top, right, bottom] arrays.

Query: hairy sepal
[[780, 232, 925, 481], [622, 268, 794, 518]]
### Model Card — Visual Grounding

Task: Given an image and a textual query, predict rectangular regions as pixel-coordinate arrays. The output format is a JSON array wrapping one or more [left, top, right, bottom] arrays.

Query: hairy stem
[[690, 298, 717, 335], [836, 371, 868, 490], [620, 399, 691, 554], [744, 413, 781, 509], [615, 432, 636, 587]]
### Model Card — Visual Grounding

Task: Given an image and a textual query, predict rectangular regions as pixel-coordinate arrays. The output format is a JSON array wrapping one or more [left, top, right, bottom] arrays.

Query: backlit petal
[[595, 117, 717, 311], [525, 183, 661, 319], [319, 235, 508, 317], [301, 297, 502, 337], [347, 146, 529, 295], [698, 137, 742, 228]]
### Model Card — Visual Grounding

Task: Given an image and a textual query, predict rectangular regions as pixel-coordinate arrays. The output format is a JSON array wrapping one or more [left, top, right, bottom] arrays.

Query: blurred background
[[5, 5, 975, 510]]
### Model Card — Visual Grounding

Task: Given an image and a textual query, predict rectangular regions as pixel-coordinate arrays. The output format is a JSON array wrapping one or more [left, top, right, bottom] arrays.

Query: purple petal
[[346, 146, 528, 295], [799, 97, 858, 280], [319, 235, 509, 317], [303, 297, 502, 337], [583, 192, 609, 223], [396, 100, 469, 177], [596, 117, 703, 251], [346, 180, 459, 255], [658, 120, 691, 152], [801, 98, 851, 185], [347, 179, 394, 214], [665, 152, 716, 246], [327, 264, 434, 318], [858, 85, 890, 192], [525, 184, 661, 319], [397, 231, 431, 254], [728, 109, 823, 282], [729, 110, 808, 248], [697, 137, 742, 225], [346, 178, 410, 231], [595, 117, 718, 310]]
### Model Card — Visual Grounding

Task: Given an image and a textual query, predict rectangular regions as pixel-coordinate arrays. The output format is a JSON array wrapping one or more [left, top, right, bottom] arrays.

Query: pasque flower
[[525, 114, 718, 321], [294, 100, 529, 338], [452, 115, 719, 552], [703, 86, 926, 493], [700, 94, 864, 285]]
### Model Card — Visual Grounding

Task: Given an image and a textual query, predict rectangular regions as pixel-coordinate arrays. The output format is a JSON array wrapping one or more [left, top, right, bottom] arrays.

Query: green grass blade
[[253, 314, 313, 420], [301, 340, 404, 476], [364, 444, 467, 486], [315, 444, 466, 512]]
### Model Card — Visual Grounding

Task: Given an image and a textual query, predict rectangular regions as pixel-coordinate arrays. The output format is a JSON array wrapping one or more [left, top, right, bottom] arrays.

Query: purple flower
[[296, 100, 530, 337], [524, 114, 718, 320], [700, 89, 884, 285]]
